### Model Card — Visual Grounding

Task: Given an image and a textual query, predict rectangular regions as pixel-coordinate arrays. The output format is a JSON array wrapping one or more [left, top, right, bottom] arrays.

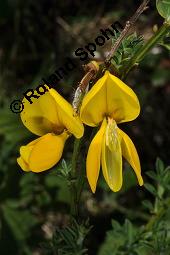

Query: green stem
[[145, 197, 170, 231], [71, 139, 81, 177], [70, 138, 81, 217], [145, 208, 164, 231], [113, 202, 150, 221], [122, 22, 170, 80]]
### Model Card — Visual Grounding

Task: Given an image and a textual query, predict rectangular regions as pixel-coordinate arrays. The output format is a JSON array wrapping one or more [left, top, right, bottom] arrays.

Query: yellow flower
[[80, 71, 143, 193], [17, 88, 84, 172]]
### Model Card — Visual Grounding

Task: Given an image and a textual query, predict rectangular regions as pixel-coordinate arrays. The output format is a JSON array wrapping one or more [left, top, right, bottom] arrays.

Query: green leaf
[[124, 219, 134, 244], [156, 158, 165, 174], [156, 0, 170, 21], [111, 32, 144, 75], [146, 171, 158, 181], [111, 220, 121, 231], [144, 183, 157, 196], [42, 218, 90, 255]]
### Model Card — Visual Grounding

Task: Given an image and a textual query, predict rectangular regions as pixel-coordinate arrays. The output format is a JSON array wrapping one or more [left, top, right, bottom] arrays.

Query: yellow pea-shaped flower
[[80, 71, 143, 192], [17, 88, 84, 172]]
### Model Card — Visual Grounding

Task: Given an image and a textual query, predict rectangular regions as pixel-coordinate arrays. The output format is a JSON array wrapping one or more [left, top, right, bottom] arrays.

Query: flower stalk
[[70, 138, 82, 217]]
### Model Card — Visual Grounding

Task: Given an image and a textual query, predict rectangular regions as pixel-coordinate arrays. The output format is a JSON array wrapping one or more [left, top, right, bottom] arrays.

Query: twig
[[105, 0, 150, 64], [113, 202, 150, 221], [56, 16, 86, 45]]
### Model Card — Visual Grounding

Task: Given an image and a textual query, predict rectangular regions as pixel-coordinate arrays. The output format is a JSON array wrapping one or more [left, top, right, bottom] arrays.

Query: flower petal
[[101, 120, 122, 192], [49, 89, 84, 138], [29, 132, 68, 172], [80, 73, 108, 126], [17, 136, 45, 171], [86, 119, 107, 193], [118, 128, 143, 186], [80, 71, 140, 126], [21, 88, 64, 136], [17, 157, 30, 172], [17, 137, 43, 171], [17, 132, 68, 172]]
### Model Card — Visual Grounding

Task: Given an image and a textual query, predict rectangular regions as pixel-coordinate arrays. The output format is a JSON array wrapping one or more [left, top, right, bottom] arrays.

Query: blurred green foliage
[[111, 32, 144, 76], [42, 218, 91, 255], [99, 159, 170, 255]]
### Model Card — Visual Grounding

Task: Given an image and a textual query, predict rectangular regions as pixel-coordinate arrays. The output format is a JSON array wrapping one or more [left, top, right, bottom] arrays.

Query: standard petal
[[80, 71, 140, 126], [21, 88, 65, 136], [118, 128, 143, 186], [109, 73, 140, 123], [80, 73, 108, 126], [49, 89, 84, 138], [101, 121, 123, 192], [29, 132, 68, 172], [86, 119, 107, 193]]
